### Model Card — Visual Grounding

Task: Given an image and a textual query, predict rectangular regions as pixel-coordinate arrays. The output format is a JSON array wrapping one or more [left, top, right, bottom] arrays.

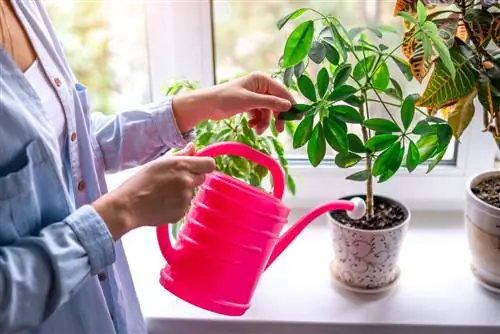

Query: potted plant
[[163, 79, 296, 238], [393, 0, 500, 291], [275, 4, 454, 292]]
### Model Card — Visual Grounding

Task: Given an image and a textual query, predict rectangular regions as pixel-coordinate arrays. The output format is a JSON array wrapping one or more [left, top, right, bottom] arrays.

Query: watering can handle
[[195, 141, 285, 200]]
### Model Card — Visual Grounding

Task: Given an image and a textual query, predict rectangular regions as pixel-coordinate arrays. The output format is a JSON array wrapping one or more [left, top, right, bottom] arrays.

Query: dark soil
[[330, 195, 407, 230], [471, 178, 500, 209]]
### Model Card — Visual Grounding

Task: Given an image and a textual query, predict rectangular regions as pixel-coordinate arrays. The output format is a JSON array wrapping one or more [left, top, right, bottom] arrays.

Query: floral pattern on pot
[[329, 216, 409, 290]]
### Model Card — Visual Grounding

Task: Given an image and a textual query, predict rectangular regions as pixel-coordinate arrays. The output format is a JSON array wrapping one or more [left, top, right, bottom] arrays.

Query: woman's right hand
[[92, 143, 215, 240]]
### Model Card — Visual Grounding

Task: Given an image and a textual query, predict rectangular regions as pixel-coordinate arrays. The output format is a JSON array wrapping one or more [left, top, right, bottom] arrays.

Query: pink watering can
[[156, 142, 366, 316]]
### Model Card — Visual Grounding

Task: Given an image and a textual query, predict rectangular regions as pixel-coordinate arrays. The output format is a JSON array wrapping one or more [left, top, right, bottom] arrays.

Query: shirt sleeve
[[0, 205, 115, 333], [91, 97, 195, 173]]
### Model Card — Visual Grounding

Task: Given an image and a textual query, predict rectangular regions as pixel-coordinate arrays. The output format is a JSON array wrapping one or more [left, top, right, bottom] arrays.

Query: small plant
[[393, 0, 499, 141], [163, 79, 296, 237], [275, 7, 454, 221]]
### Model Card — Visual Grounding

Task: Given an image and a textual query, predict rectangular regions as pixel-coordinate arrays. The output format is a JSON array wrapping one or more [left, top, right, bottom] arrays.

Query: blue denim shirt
[[0, 1, 192, 333]]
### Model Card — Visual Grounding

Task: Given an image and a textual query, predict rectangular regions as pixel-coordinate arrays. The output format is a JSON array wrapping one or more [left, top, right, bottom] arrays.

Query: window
[[47, 0, 497, 211]]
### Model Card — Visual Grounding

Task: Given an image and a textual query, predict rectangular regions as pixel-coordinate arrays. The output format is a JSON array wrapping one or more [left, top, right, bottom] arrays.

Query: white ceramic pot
[[328, 195, 410, 291], [465, 170, 500, 290]]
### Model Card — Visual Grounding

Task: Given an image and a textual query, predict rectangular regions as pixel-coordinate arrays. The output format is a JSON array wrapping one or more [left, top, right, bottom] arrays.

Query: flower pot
[[327, 194, 410, 292], [465, 170, 500, 291]]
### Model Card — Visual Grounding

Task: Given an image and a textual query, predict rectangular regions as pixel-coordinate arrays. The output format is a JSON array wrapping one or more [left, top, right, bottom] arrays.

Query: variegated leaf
[[410, 42, 431, 83], [492, 14, 500, 48], [447, 89, 477, 139], [394, 0, 417, 15], [464, 9, 494, 46], [402, 31, 415, 59], [424, 0, 456, 5], [456, 19, 469, 42], [417, 41, 479, 109], [434, 18, 459, 47], [478, 62, 500, 117]]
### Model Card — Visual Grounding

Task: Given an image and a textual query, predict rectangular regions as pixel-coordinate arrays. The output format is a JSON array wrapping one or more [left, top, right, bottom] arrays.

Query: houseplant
[[163, 79, 296, 238], [275, 4, 454, 291], [393, 0, 500, 291]]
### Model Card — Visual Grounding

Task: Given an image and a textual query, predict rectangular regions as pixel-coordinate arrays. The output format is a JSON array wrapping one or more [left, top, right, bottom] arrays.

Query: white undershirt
[[24, 59, 67, 183]]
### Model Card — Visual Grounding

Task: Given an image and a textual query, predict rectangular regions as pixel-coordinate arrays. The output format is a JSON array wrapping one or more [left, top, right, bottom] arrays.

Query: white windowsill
[[122, 210, 500, 334]]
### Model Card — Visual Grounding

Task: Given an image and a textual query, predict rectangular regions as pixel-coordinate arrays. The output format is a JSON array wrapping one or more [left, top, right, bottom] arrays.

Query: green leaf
[[365, 134, 399, 152], [378, 146, 404, 183], [283, 20, 315, 68], [196, 132, 213, 147], [293, 115, 314, 148], [324, 117, 348, 153], [322, 41, 340, 65], [335, 152, 362, 168], [286, 174, 296, 195], [277, 8, 309, 30], [345, 95, 362, 108], [412, 120, 434, 135], [416, 133, 439, 162], [418, 42, 479, 110], [348, 133, 366, 153], [334, 64, 352, 87], [427, 145, 447, 173], [422, 36, 432, 61], [353, 55, 377, 81], [294, 61, 306, 78], [417, 0, 427, 24], [298, 75, 317, 102], [401, 93, 419, 129], [390, 55, 413, 81], [309, 41, 327, 64], [346, 170, 370, 181], [307, 123, 326, 167], [328, 105, 362, 124], [376, 25, 399, 34], [372, 62, 390, 91], [406, 140, 420, 172], [363, 118, 401, 133], [436, 123, 452, 152], [317, 68, 330, 98], [328, 85, 358, 101], [390, 78, 403, 99], [283, 68, 294, 87], [398, 11, 418, 24], [429, 34, 456, 79], [372, 142, 402, 177]]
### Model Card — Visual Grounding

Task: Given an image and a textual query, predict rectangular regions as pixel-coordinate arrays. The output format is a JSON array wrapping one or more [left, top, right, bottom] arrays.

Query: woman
[[0, 1, 295, 333]]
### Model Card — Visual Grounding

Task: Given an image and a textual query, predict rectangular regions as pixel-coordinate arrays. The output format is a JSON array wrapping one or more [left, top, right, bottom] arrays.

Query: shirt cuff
[[64, 205, 116, 275], [149, 97, 195, 148]]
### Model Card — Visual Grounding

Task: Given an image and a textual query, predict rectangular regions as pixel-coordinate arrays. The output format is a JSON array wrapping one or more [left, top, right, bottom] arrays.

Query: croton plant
[[394, 0, 499, 140]]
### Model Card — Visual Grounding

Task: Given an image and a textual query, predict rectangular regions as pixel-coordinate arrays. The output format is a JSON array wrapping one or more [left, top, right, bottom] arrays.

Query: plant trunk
[[360, 89, 374, 219]]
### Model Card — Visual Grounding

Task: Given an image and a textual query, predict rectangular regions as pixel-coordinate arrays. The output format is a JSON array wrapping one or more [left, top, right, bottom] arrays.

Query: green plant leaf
[[436, 123, 452, 152], [372, 141, 402, 177], [317, 67, 330, 98], [398, 11, 418, 24], [309, 41, 327, 64], [328, 85, 358, 101], [422, 36, 432, 61], [335, 152, 362, 168], [492, 14, 500, 48], [427, 145, 447, 173], [324, 117, 348, 153], [298, 75, 317, 102], [346, 170, 370, 181], [353, 55, 377, 81], [293, 115, 314, 148], [283, 67, 294, 87], [378, 146, 404, 183], [390, 55, 413, 81], [286, 174, 296, 195], [406, 140, 420, 172], [417, 0, 427, 24], [401, 93, 419, 129], [307, 123, 326, 167], [363, 118, 401, 133], [416, 133, 439, 162], [418, 42, 479, 110], [377, 25, 399, 34], [277, 8, 309, 30], [372, 62, 390, 91], [365, 134, 399, 152], [412, 120, 434, 134], [328, 105, 362, 124], [322, 41, 340, 65], [283, 20, 315, 68], [422, 21, 439, 38], [348, 133, 366, 153], [345, 95, 363, 107], [429, 34, 456, 79], [294, 61, 306, 78], [334, 64, 352, 87], [390, 78, 403, 99], [464, 8, 494, 46]]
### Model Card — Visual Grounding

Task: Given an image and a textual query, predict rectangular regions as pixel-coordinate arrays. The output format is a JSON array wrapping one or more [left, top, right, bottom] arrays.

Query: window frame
[[142, 0, 497, 212]]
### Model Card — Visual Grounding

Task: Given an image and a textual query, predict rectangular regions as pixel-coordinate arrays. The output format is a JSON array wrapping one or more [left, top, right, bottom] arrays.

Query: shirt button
[[98, 272, 106, 281], [54, 77, 62, 87], [70, 132, 77, 142], [77, 180, 86, 192]]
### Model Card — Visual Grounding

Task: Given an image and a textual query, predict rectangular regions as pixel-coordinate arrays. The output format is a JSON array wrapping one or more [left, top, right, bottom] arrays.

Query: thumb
[[246, 92, 292, 111], [174, 142, 196, 156]]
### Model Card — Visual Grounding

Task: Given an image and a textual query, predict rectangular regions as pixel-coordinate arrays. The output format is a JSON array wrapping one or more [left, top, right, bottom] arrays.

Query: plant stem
[[360, 89, 374, 219], [367, 98, 429, 118]]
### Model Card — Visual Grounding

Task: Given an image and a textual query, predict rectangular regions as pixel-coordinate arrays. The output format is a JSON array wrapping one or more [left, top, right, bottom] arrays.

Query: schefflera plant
[[276, 7, 454, 219]]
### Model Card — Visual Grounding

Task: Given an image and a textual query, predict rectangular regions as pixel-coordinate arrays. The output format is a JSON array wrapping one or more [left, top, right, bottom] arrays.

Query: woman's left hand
[[172, 72, 296, 135]]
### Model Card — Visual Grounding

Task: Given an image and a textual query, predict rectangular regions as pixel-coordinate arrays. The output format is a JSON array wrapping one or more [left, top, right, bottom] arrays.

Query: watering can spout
[[265, 198, 366, 270]]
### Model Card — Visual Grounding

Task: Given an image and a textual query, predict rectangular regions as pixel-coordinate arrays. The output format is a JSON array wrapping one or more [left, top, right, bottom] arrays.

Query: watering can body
[[156, 142, 356, 316]]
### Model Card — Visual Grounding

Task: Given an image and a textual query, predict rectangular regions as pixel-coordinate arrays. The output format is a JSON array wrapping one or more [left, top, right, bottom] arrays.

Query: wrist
[[172, 88, 218, 132], [92, 192, 134, 241]]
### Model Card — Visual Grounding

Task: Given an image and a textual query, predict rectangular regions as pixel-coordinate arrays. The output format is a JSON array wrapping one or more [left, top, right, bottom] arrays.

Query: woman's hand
[[92, 143, 215, 240], [173, 72, 296, 135]]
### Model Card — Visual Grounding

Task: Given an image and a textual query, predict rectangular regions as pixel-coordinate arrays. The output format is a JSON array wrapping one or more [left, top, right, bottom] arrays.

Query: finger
[[247, 109, 261, 129], [182, 156, 216, 174], [174, 142, 195, 156], [191, 173, 206, 187], [273, 111, 285, 133], [264, 76, 297, 105], [245, 91, 291, 112], [254, 109, 271, 135]]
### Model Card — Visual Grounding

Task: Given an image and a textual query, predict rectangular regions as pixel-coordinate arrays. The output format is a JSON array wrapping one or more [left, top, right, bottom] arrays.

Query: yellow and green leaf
[[492, 14, 500, 48], [463, 9, 494, 46], [447, 89, 477, 140], [394, 0, 417, 16], [409, 42, 431, 82]]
